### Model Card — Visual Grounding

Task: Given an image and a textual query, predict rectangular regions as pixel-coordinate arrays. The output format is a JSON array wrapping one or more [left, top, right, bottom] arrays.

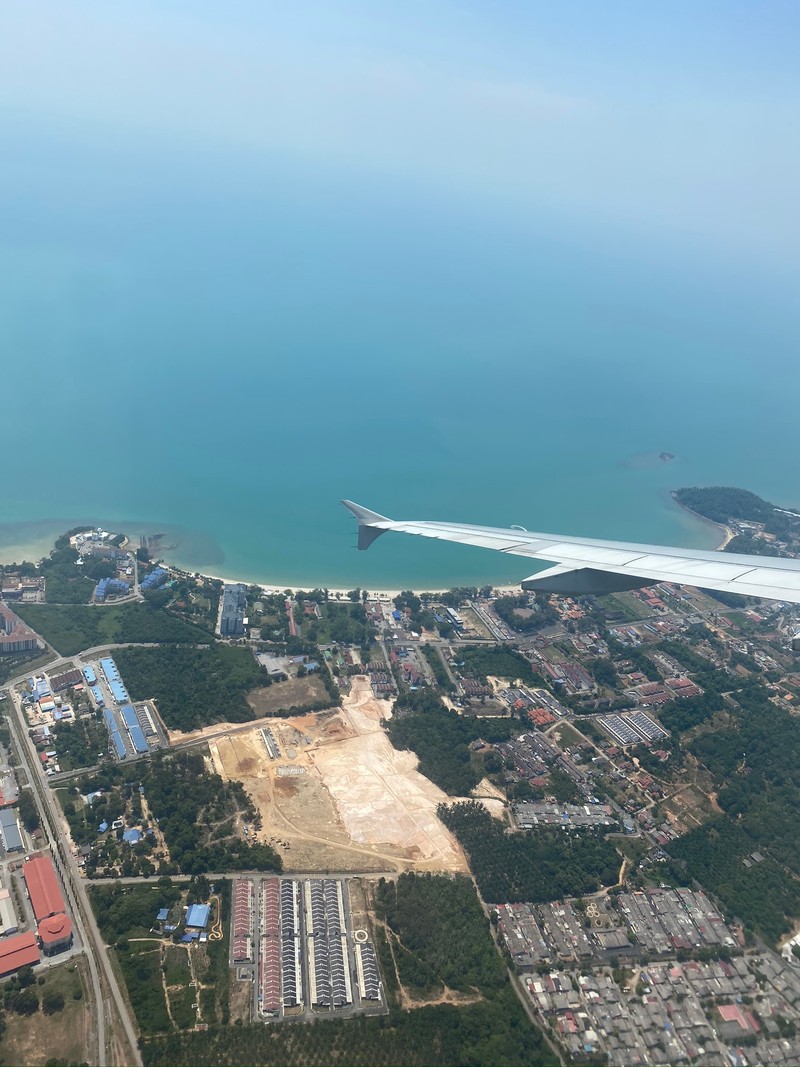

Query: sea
[[2, 131, 799, 590]]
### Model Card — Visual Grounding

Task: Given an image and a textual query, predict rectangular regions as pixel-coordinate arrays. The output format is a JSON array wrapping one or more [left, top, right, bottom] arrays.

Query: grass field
[[0, 958, 91, 1066]]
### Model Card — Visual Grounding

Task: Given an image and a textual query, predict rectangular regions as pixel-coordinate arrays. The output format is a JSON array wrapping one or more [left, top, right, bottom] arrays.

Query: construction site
[[206, 677, 468, 874]]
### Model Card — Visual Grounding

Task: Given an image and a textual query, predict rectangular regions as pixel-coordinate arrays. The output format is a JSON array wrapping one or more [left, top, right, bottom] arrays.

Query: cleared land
[[0, 958, 91, 1066], [245, 674, 329, 716], [210, 677, 467, 873]]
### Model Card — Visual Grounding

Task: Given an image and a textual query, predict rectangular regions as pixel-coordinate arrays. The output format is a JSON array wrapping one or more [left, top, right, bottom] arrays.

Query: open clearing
[[210, 676, 467, 874], [0, 958, 91, 1066], [246, 674, 329, 716]]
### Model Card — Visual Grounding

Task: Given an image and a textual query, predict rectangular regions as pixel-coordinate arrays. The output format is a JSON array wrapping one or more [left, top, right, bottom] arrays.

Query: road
[[88, 869, 401, 886], [6, 685, 142, 1067]]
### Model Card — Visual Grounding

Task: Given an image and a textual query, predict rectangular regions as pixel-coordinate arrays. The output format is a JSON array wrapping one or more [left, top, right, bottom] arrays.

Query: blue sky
[[2, 1, 799, 267]]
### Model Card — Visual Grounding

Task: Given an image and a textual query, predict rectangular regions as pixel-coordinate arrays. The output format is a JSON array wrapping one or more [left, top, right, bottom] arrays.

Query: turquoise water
[[2, 132, 799, 588]]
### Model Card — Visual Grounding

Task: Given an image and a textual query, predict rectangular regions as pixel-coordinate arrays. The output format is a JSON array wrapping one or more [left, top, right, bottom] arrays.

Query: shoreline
[[669, 492, 734, 551], [179, 567, 525, 601], [1, 496, 734, 600]]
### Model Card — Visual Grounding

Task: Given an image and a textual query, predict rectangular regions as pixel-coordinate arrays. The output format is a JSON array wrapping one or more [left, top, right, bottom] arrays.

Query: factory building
[[22, 853, 66, 920], [0, 808, 24, 853], [99, 658, 130, 704], [21, 854, 74, 956], [49, 668, 83, 692], [0, 888, 18, 936], [0, 932, 39, 977], [103, 709, 128, 760], [120, 705, 148, 754]]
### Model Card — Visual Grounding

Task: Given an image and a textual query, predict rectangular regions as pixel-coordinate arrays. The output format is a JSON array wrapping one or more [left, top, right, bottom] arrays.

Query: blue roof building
[[123, 828, 142, 844], [156, 908, 170, 923], [83, 666, 97, 685], [185, 904, 210, 929], [98, 821, 109, 833], [103, 709, 128, 760], [0, 810, 23, 853], [109, 679, 129, 704], [141, 566, 168, 591], [95, 577, 130, 602], [120, 706, 148, 754]]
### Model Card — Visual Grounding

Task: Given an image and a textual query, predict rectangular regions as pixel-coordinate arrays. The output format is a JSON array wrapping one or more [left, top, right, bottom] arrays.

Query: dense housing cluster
[[232, 876, 382, 1023]]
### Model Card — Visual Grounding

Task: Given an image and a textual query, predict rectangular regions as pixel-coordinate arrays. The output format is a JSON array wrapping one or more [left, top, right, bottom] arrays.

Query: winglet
[[341, 499, 392, 550]]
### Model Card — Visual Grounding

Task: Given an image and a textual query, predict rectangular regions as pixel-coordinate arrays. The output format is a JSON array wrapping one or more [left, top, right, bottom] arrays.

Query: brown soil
[[211, 676, 468, 874], [229, 977, 253, 1025], [246, 675, 330, 716]]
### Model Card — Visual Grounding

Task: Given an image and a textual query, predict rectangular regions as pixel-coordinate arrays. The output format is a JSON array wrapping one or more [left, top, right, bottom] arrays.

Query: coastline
[[182, 567, 525, 601], [1, 499, 736, 600], [669, 492, 734, 551]]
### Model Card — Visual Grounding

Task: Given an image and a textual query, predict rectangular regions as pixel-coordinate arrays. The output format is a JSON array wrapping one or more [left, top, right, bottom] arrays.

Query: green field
[[14, 602, 210, 656]]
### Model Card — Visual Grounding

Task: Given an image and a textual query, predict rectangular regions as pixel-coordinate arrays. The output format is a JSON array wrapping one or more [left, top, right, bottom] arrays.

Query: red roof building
[[22, 853, 66, 921], [0, 931, 39, 976], [38, 914, 73, 956]]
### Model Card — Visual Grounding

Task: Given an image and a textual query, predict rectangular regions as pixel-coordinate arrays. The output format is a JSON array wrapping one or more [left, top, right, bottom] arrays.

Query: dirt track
[[210, 677, 468, 874]]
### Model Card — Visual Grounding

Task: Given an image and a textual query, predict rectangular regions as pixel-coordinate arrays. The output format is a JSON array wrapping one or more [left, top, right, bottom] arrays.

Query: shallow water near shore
[[2, 139, 798, 589]]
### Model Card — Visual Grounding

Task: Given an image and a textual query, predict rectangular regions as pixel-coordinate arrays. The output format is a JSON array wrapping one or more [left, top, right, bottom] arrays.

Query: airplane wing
[[341, 499, 800, 604]]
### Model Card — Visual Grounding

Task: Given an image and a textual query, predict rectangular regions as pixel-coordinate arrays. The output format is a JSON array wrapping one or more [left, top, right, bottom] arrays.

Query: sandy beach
[[0, 516, 733, 600]]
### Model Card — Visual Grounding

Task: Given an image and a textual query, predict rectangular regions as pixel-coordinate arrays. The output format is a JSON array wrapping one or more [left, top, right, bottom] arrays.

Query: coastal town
[[0, 489, 799, 1065]]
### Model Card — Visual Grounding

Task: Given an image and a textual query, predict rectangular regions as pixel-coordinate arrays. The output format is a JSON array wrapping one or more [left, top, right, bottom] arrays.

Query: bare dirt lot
[[246, 674, 330, 716], [210, 676, 468, 874], [663, 784, 719, 833]]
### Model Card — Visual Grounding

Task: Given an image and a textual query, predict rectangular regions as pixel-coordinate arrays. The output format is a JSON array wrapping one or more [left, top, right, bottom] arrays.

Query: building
[[186, 903, 210, 929], [22, 853, 66, 921], [0, 888, 18, 936], [0, 603, 39, 654], [38, 913, 73, 957], [94, 577, 130, 602], [0, 931, 39, 977], [140, 566, 168, 591], [49, 668, 83, 692], [219, 584, 247, 637], [99, 658, 130, 703], [0, 808, 24, 853], [120, 705, 148, 755]]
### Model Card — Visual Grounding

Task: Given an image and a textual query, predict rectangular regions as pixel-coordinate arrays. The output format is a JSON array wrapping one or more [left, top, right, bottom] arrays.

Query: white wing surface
[[341, 500, 800, 604]]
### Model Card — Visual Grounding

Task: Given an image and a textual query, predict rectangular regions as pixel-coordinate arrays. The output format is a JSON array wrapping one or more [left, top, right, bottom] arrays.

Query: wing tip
[[342, 499, 391, 550]]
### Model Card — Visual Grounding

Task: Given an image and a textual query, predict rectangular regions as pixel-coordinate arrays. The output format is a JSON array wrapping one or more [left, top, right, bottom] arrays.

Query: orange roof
[[38, 913, 73, 945], [0, 931, 39, 975], [23, 853, 66, 921]]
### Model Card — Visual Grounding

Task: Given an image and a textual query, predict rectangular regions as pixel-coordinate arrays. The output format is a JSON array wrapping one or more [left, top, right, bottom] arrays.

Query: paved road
[[6, 688, 142, 1067], [88, 869, 400, 886]]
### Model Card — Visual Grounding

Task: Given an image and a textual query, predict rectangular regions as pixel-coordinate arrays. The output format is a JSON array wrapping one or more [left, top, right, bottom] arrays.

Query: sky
[[2, 0, 799, 271]]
